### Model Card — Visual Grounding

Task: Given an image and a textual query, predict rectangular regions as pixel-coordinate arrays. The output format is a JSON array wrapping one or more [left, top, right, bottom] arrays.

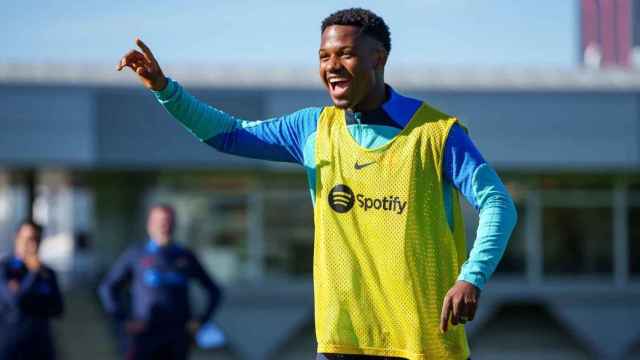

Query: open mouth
[[328, 78, 352, 95]]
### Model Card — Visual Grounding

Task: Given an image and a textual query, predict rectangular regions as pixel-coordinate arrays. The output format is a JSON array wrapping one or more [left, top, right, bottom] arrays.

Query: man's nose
[[326, 56, 342, 73]]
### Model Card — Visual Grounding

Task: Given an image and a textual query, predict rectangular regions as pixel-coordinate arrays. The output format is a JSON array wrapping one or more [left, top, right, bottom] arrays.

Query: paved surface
[[53, 289, 237, 360]]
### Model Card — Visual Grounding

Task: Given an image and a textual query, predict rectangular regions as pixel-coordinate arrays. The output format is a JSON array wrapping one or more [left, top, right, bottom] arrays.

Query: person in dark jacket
[[99, 204, 222, 360], [0, 220, 64, 360]]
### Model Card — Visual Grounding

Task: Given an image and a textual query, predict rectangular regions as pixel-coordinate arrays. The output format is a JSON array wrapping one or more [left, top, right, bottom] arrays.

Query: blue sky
[[1, 0, 577, 67]]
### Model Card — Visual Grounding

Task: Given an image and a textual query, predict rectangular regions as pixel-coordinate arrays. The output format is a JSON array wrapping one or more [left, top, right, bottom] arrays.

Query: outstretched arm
[[117, 38, 319, 164]]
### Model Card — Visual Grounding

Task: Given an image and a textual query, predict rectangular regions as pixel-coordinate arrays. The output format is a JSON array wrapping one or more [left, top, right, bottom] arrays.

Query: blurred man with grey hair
[[99, 205, 222, 360]]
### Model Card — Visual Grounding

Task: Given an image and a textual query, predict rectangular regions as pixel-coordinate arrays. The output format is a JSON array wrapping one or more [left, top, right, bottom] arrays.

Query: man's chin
[[331, 97, 352, 109]]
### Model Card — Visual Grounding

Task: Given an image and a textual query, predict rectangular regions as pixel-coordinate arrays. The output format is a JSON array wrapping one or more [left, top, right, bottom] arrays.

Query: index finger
[[440, 295, 452, 333], [135, 37, 157, 65], [117, 50, 145, 71]]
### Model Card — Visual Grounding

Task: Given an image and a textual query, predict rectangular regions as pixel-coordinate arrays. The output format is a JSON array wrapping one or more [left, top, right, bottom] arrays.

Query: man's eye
[[341, 53, 353, 59]]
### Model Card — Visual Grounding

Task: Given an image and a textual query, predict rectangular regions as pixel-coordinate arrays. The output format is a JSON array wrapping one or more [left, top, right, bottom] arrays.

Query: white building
[[1, 64, 639, 359]]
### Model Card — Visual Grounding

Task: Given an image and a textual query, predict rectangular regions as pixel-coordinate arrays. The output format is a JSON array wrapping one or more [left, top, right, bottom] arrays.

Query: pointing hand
[[117, 38, 167, 91]]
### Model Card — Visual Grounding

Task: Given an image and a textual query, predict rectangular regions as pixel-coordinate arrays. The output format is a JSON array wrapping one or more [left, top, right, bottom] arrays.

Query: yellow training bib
[[313, 103, 470, 359]]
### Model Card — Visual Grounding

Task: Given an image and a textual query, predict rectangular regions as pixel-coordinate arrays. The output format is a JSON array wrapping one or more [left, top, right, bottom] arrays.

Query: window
[[629, 206, 640, 276], [263, 191, 314, 277], [146, 187, 251, 284], [144, 172, 316, 282], [543, 207, 613, 275], [628, 186, 640, 277]]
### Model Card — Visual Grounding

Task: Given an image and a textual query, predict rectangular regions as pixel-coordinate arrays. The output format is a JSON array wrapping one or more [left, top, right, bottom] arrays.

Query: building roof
[[2, 63, 640, 170], [3, 63, 640, 91]]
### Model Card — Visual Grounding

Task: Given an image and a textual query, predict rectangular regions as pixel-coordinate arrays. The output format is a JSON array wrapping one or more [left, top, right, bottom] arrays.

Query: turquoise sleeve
[[153, 78, 321, 164], [456, 164, 518, 289]]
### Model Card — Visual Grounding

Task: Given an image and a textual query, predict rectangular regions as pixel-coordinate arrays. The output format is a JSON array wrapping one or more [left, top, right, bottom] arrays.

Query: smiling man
[[117, 8, 516, 360]]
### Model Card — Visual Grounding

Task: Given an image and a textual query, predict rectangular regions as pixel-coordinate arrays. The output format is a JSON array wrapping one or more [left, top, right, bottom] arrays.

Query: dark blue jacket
[[0, 256, 64, 352], [99, 241, 222, 332]]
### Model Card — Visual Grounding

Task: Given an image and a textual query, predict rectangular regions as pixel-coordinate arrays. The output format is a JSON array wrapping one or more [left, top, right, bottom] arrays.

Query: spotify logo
[[328, 184, 355, 213], [328, 184, 409, 215]]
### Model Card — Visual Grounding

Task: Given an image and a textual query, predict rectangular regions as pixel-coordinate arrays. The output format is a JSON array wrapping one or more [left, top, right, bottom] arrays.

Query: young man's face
[[319, 25, 386, 110], [147, 207, 175, 246], [14, 225, 40, 259]]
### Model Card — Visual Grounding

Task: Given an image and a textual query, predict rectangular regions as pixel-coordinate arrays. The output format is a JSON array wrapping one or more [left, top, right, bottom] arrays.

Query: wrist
[[457, 271, 485, 290], [457, 279, 480, 292], [151, 76, 168, 91]]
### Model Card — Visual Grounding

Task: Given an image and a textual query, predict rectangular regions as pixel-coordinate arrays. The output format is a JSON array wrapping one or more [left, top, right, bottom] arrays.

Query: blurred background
[[1, 0, 640, 359]]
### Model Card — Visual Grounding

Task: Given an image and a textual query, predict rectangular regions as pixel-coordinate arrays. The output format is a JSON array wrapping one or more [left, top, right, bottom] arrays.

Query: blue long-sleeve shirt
[[0, 256, 64, 336], [99, 241, 222, 330], [154, 79, 517, 290]]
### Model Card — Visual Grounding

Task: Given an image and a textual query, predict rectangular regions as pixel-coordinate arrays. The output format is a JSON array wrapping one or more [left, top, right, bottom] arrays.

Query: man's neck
[[148, 238, 172, 249], [346, 85, 418, 129], [350, 81, 387, 112]]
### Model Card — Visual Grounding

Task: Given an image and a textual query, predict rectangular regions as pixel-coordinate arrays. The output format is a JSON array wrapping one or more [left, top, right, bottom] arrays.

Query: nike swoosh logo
[[354, 160, 376, 170]]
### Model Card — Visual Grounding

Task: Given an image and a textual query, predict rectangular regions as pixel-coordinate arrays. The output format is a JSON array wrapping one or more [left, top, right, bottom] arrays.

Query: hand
[[186, 320, 201, 335], [117, 38, 167, 91], [7, 280, 19, 293], [125, 320, 147, 335], [440, 280, 480, 333], [24, 255, 41, 272]]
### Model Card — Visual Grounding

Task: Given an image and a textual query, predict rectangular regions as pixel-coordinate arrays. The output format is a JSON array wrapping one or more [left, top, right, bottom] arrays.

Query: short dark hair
[[321, 8, 391, 53], [17, 220, 44, 244], [150, 203, 175, 216]]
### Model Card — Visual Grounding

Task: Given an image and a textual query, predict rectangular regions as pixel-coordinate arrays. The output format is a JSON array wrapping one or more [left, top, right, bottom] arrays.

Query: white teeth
[[328, 78, 349, 84]]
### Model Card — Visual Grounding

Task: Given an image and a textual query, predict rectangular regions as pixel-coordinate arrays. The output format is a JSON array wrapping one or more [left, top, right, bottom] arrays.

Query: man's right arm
[[115, 38, 319, 164], [0, 262, 20, 307], [98, 249, 134, 319], [153, 79, 320, 164], [0, 261, 40, 308]]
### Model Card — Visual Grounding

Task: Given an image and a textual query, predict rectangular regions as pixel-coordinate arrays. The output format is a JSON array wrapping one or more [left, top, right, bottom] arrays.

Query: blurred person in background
[[99, 204, 222, 360], [116, 8, 516, 360], [0, 220, 64, 360]]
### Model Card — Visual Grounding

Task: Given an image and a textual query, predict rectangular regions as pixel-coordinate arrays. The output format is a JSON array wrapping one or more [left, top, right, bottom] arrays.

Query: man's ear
[[375, 47, 388, 70]]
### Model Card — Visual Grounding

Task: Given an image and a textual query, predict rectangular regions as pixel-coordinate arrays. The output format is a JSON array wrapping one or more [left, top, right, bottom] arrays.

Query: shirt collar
[[381, 86, 423, 128], [9, 256, 24, 269], [146, 239, 177, 253], [348, 86, 422, 129], [146, 239, 162, 253]]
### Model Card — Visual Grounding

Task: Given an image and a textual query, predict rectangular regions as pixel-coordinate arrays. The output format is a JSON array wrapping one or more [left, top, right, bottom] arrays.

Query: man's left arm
[[189, 253, 222, 325], [439, 124, 518, 332]]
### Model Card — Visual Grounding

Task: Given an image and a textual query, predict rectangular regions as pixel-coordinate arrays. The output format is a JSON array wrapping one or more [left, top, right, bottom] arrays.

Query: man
[[0, 221, 64, 360], [99, 205, 222, 360], [117, 8, 517, 360]]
